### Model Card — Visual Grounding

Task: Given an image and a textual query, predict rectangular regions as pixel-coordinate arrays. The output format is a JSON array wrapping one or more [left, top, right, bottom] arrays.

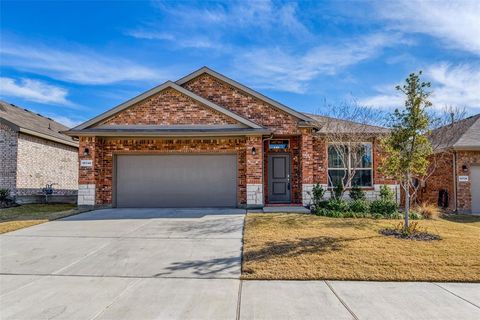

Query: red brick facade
[[414, 150, 480, 213], [182, 74, 301, 134], [103, 88, 238, 126]]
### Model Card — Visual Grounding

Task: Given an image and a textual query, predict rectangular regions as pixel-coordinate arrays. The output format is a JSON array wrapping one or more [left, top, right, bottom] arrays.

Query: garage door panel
[[115, 155, 237, 208]]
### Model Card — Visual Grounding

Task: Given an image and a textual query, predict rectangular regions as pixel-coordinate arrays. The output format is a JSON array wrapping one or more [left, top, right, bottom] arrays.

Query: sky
[[1, 0, 479, 128]]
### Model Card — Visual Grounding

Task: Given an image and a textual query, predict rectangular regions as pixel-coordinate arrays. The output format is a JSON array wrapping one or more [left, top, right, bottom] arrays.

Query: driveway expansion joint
[[325, 280, 360, 320], [433, 283, 480, 309]]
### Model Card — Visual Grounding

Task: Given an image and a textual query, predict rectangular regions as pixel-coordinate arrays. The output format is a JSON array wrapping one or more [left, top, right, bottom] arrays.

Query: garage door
[[115, 154, 237, 208], [471, 166, 480, 214]]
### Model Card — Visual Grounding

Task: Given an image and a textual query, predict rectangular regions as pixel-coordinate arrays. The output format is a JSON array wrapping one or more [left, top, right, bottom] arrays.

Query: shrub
[[333, 184, 344, 200], [370, 199, 399, 217], [349, 199, 370, 213], [409, 211, 422, 220], [349, 186, 366, 201], [310, 184, 326, 210], [326, 198, 349, 212], [0, 188, 10, 203], [414, 202, 441, 219], [379, 185, 395, 202]]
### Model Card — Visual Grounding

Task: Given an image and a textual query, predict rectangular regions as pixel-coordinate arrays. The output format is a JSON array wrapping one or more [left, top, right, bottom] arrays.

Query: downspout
[[453, 150, 458, 213]]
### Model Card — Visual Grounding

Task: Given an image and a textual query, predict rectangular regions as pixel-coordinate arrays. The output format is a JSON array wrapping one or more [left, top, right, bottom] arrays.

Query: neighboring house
[[417, 115, 480, 214], [65, 67, 398, 208], [0, 101, 79, 204]]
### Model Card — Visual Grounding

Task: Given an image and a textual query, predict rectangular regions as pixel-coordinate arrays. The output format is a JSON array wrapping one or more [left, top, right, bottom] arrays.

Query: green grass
[[0, 204, 76, 234]]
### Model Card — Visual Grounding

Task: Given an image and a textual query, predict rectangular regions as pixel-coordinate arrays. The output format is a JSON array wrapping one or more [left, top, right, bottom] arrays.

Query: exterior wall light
[[462, 164, 468, 172], [251, 147, 256, 155], [83, 148, 90, 156]]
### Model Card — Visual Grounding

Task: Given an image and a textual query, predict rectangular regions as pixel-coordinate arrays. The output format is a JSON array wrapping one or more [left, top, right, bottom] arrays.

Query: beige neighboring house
[[0, 101, 79, 204]]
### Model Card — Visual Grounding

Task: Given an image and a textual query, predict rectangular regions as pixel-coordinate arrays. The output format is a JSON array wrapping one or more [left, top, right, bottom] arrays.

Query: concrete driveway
[[1, 208, 479, 320]]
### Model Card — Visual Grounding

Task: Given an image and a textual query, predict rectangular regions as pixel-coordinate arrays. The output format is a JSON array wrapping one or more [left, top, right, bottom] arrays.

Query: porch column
[[78, 136, 97, 207], [246, 135, 264, 208], [300, 128, 314, 206]]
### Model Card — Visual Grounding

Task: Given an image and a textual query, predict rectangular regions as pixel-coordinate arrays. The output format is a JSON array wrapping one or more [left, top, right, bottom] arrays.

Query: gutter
[[19, 128, 79, 148], [63, 129, 272, 137]]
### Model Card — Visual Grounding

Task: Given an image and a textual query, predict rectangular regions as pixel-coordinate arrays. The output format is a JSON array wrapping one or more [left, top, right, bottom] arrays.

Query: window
[[327, 143, 373, 187]]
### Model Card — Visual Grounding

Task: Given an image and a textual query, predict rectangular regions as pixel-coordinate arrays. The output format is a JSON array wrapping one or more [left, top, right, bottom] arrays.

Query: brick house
[[0, 101, 79, 203], [66, 67, 399, 208], [416, 115, 480, 214]]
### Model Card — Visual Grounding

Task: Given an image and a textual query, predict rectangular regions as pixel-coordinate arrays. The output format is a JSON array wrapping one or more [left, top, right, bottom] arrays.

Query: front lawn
[[242, 213, 480, 282], [0, 204, 77, 234]]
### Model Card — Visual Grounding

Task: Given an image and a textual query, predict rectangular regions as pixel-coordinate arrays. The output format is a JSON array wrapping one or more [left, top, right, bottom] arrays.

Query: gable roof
[[69, 81, 264, 131], [176, 66, 314, 123], [430, 114, 480, 150], [0, 100, 78, 147], [305, 113, 390, 135]]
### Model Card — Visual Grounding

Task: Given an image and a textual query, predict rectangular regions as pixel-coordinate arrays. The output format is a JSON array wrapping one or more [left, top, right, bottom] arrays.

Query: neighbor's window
[[327, 143, 373, 187]]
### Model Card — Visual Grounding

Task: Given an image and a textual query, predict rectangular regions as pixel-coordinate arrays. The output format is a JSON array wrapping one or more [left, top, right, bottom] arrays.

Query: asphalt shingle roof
[[430, 114, 480, 150], [0, 100, 78, 147]]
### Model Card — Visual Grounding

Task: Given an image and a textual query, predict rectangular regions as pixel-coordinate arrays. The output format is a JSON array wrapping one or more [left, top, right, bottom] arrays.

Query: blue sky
[[1, 0, 479, 127]]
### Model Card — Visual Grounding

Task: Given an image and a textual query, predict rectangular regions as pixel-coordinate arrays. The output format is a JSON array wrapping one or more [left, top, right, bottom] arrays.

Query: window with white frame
[[327, 142, 373, 187]]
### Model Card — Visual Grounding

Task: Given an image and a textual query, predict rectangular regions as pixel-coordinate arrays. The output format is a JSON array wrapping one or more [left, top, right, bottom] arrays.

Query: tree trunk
[[404, 182, 410, 231]]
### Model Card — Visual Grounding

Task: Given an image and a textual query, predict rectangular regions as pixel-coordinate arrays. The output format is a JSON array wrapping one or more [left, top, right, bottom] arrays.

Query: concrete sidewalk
[[1, 276, 479, 319]]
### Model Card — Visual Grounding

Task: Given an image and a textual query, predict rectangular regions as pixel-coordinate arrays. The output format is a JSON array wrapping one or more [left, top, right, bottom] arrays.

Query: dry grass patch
[[0, 204, 77, 234], [242, 214, 480, 282]]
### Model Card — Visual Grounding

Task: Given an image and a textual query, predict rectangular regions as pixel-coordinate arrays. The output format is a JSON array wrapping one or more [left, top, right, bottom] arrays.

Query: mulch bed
[[380, 228, 442, 241]]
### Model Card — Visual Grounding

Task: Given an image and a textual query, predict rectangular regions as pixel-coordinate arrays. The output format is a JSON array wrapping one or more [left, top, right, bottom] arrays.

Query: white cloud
[[359, 63, 480, 112], [49, 115, 83, 128], [235, 33, 405, 93], [0, 40, 163, 85], [375, 0, 480, 55], [0, 77, 75, 106]]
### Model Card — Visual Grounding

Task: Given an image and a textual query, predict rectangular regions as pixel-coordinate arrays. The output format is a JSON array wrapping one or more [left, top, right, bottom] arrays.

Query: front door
[[268, 154, 291, 203]]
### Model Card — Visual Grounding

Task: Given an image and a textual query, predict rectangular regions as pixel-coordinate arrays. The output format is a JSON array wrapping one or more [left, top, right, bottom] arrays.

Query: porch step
[[261, 206, 310, 214]]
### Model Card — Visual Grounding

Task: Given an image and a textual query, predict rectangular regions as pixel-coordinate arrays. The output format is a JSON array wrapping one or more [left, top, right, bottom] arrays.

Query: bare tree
[[311, 99, 389, 198]]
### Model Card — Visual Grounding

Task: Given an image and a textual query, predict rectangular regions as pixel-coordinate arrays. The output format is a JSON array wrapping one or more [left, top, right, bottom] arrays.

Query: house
[[417, 115, 480, 214], [0, 101, 79, 204], [65, 67, 398, 208]]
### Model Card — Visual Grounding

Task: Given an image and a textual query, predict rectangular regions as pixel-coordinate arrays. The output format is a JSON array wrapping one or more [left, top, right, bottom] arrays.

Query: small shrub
[[370, 199, 399, 217], [379, 185, 395, 202], [326, 198, 349, 212], [409, 211, 422, 220], [414, 202, 441, 219], [349, 186, 366, 201], [0, 188, 10, 203], [349, 199, 370, 213], [333, 184, 344, 200], [310, 184, 326, 211]]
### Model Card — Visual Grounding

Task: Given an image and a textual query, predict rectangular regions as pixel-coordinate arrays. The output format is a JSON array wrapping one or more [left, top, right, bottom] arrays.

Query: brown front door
[[268, 154, 291, 203]]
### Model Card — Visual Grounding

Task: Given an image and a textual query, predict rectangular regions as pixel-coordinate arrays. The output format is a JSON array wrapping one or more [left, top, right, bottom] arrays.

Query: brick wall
[[0, 123, 17, 194], [79, 137, 248, 206], [456, 151, 480, 213], [16, 133, 78, 196], [182, 74, 301, 134], [416, 151, 454, 210], [103, 88, 238, 126]]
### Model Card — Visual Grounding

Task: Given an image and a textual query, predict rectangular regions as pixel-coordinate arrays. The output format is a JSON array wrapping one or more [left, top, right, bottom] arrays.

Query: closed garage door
[[471, 166, 480, 213], [115, 154, 237, 208]]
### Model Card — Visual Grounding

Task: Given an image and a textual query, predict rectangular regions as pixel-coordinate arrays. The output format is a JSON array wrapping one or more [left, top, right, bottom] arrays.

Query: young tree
[[381, 72, 433, 229]]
